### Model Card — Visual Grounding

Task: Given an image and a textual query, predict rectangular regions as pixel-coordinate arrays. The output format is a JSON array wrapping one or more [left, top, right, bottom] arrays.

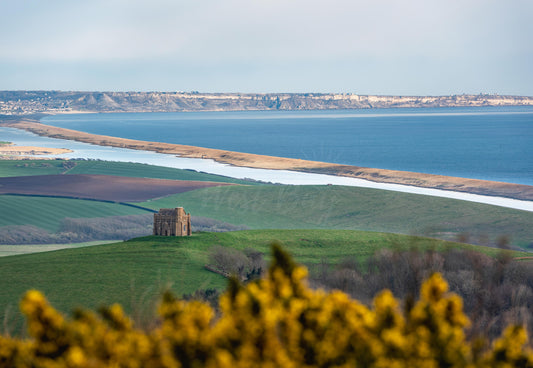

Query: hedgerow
[[1, 243, 532, 367]]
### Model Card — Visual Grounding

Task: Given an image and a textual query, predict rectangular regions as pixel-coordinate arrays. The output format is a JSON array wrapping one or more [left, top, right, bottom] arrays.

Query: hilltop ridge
[[1, 90, 532, 115]]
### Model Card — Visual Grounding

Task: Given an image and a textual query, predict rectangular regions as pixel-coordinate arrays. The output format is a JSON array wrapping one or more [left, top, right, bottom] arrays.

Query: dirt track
[[0, 174, 233, 202], [2, 119, 533, 201]]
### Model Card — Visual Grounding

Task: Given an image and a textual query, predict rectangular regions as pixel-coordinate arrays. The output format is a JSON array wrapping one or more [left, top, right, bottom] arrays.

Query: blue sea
[[41, 107, 533, 185]]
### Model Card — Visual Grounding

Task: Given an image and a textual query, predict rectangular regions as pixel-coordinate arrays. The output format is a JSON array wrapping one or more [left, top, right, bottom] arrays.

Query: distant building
[[153, 207, 191, 236]]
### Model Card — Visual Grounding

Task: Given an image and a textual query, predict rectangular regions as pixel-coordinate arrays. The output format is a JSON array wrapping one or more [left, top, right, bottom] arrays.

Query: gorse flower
[[1, 242, 532, 367]]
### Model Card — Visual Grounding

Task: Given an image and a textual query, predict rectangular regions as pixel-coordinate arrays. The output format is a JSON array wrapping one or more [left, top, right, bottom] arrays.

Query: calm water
[[41, 107, 533, 185]]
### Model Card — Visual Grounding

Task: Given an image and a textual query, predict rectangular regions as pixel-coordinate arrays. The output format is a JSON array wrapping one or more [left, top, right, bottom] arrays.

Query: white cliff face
[[0, 91, 532, 115]]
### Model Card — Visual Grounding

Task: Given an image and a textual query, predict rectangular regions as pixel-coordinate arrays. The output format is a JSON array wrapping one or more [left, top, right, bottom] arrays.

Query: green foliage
[[136, 185, 533, 248], [1, 247, 532, 367]]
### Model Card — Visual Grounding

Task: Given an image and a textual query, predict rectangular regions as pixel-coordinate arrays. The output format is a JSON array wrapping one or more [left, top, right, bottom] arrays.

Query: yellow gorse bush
[[1, 243, 533, 367]]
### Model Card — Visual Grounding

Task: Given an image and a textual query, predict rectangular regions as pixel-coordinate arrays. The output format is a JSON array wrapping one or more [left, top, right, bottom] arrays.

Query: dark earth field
[[0, 174, 234, 202]]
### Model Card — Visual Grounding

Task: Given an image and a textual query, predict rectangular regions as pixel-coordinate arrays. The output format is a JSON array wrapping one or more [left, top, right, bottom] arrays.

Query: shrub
[[311, 248, 533, 341], [0, 243, 532, 367], [208, 245, 265, 281]]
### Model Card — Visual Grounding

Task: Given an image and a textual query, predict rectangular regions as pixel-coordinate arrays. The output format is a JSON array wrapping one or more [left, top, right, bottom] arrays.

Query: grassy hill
[[0, 160, 255, 245], [0, 159, 257, 184], [1, 160, 532, 249], [0, 240, 112, 257], [1, 229, 525, 335], [0, 195, 149, 232], [135, 185, 533, 248]]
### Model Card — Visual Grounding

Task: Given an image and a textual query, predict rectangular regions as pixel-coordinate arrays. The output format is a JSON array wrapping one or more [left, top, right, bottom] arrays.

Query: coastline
[[1, 117, 533, 202], [0, 144, 73, 158]]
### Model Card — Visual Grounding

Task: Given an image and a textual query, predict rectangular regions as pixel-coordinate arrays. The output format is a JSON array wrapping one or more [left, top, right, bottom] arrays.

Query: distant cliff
[[1, 90, 532, 115]]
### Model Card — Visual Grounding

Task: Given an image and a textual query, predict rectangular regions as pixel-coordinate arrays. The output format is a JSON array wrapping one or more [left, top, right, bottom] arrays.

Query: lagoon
[[2, 126, 533, 212], [41, 107, 533, 185]]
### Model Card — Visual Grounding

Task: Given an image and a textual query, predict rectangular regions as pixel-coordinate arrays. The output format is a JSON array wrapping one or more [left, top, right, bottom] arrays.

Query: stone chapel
[[153, 207, 191, 236]]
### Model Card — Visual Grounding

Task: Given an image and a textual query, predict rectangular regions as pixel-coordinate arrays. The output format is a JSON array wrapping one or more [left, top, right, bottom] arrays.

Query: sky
[[1, 0, 532, 95]]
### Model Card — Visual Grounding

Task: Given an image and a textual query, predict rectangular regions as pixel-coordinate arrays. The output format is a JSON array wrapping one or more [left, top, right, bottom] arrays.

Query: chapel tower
[[153, 207, 191, 236]]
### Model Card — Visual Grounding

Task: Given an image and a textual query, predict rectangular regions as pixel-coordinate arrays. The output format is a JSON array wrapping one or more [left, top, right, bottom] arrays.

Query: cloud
[[0, 0, 482, 61], [0, 0, 531, 94]]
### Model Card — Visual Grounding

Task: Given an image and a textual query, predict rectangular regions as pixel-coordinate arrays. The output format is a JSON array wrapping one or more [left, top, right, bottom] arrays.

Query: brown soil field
[[2, 118, 533, 201], [0, 174, 234, 202]]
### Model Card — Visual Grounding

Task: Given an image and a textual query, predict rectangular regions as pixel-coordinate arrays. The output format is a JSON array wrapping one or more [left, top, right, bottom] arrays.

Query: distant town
[[1, 90, 532, 116]]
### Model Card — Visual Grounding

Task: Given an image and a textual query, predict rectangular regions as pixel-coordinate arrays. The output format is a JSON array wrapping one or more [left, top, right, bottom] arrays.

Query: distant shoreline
[[1, 117, 532, 202], [1, 90, 532, 116]]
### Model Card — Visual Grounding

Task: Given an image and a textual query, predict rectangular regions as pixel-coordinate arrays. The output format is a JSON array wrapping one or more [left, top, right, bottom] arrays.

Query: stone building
[[153, 207, 191, 236]]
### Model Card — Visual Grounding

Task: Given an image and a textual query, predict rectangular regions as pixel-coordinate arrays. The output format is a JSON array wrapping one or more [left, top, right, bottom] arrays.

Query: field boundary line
[[0, 193, 157, 212]]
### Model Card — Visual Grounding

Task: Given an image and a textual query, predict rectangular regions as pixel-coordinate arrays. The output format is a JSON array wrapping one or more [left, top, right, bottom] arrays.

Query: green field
[[0, 195, 150, 232], [1, 160, 532, 249], [0, 160, 255, 241], [0, 159, 257, 184], [135, 185, 533, 248], [0, 229, 523, 334], [0, 240, 113, 257], [0, 160, 67, 177]]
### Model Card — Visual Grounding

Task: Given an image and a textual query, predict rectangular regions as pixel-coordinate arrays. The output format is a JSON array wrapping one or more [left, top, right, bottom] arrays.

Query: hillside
[[0, 229, 524, 335], [0, 160, 256, 246], [1, 90, 532, 115], [0, 160, 259, 185], [135, 185, 533, 249], [1, 160, 532, 248], [0, 195, 148, 232]]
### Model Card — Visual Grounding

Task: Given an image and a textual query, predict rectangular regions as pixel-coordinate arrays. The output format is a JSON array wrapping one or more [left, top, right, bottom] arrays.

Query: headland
[[1, 90, 532, 115]]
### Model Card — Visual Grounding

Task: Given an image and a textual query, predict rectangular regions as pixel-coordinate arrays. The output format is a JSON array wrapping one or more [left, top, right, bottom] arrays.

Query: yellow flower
[[19, 289, 47, 315], [66, 346, 86, 367], [2, 245, 533, 367]]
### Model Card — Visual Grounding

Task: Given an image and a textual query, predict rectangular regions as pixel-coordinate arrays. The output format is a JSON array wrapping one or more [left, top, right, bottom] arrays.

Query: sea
[[41, 106, 533, 186]]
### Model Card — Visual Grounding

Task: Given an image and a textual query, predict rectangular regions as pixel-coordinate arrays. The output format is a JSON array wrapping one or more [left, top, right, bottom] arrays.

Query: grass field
[[0, 195, 150, 232], [0, 229, 524, 334], [1, 160, 532, 249], [135, 185, 533, 248], [0, 240, 113, 257], [0, 160, 253, 242], [0, 159, 257, 184], [0, 160, 67, 177]]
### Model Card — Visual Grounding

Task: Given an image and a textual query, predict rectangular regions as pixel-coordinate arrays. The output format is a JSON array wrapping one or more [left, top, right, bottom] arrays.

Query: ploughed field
[[0, 174, 234, 202]]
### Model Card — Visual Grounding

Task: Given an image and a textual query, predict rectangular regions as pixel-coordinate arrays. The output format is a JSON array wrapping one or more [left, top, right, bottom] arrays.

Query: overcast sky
[[1, 0, 532, 95]]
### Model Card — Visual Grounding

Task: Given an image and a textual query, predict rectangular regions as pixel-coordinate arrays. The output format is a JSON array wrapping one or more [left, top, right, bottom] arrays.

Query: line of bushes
[[0, 215, 249, 244], [309, 247, 533, 341], [195, 244, 533, 342]]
